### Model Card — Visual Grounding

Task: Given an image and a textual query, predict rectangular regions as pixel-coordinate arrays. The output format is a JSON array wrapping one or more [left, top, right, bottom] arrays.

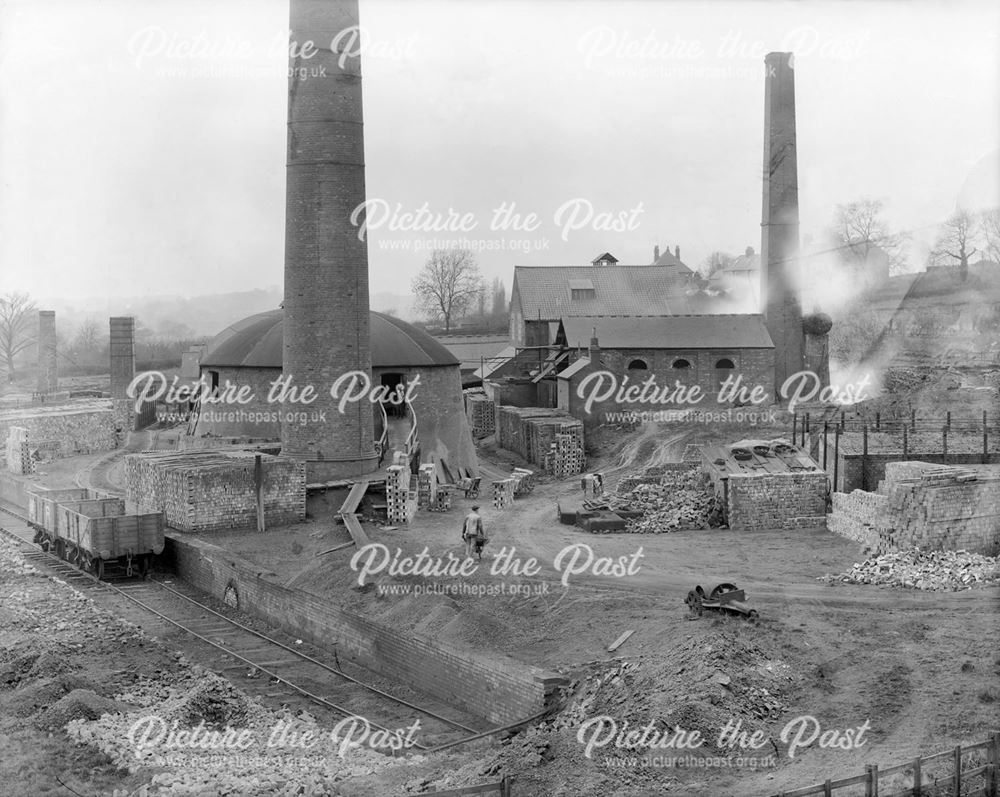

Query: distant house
[[509, 252, 701, 348]]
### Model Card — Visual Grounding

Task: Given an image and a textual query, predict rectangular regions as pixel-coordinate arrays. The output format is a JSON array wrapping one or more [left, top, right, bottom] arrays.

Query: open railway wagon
[[26, 487, 165, 578]]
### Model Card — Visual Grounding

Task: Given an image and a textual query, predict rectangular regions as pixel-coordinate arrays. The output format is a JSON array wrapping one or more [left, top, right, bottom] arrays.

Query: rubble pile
[[610, 479, 724, 533], [822, 548, 1000, 591]]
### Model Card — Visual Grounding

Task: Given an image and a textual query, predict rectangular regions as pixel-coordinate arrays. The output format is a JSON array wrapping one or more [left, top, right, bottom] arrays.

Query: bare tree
[[979, 207, 1000, 265], [412, 249, 484, 333], [929, 209, 980, 280], [73, 317, 101, 352], [0, 292, 37, 381], [829, 198, 909, 276], [490, 277, 507, 318]]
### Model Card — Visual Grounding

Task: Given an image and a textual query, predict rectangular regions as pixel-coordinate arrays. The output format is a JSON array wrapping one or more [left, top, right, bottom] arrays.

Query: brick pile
[[429, 483, 452, 512], [417, 462, 437, 508], [828, 461, 1000, 556], [604, 464, 723, 532], [385, 464, 411, 524], [822, 548, 1000, 591], [543, 428, 585, 477], [0, 402, 116, 458], [5, 426, 32, 475], [496, 406, 585, 475], [466, 393, 496, 437], [124, 450, 306, 532], [727, 472, 829, 531], [493, 478, 515, 509]]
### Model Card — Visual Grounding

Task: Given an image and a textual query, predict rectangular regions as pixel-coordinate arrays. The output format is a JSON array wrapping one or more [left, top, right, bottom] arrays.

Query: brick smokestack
[[110, 316, 136, 435], [761, 52, 805, 397], [36, 311, 57, 393], [282, 0, 377, 480]]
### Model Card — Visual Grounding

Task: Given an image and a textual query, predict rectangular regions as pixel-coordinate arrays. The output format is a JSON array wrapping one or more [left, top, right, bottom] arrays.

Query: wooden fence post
[[943, 426, 948, 463], [865, 763, 878, 797], [833, 426, 841, 492], [913, 756, 922, 797], [875, 411, 880, 432], [793, 413, 797, 445], [823, 422, 829, 469], [911, 408, 916, 432], [953, 744, 961, 797], [903, 426, 909, 460], [862, 425, 869, 491], [988, 731, 999, 797], [823, 778, 832, 797]]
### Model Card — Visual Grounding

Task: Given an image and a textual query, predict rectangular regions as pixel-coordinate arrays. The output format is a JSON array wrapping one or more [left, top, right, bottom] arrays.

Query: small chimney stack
[[654, 245, 660, 261], [674, 245, 680, 259], [589, 326, 600, 356], [36, 311, 57, 394]]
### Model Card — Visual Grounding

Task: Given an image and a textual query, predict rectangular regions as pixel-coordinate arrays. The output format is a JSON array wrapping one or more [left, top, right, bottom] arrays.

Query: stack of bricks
[[493, 478, 515, 510], [5, 427, 32, 475], [543, 427, 585, 477], [417, 463, 437, 509], [726, 471, 829, 531], [496, 407, 585, 470], [0, 404, 115, 458], [386, 464, 411, 524], [466, 393, 496, 437], [829, 462, 1000, 556], [123, 450, 306, 532], [429, 484, 452, 512], [511, 467, 534, 494]]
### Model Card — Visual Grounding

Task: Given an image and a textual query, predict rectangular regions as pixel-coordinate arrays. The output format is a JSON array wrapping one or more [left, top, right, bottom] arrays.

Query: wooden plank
[[418, 782, 505, 797], [607, 630, 635, 652], [338, 480, 370, 515], [341, 513, 370, 548], [314, 541, 355, 557]]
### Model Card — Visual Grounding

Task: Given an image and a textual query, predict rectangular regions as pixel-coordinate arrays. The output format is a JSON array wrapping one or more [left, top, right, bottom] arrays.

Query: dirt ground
[[4, 417, 999, 796], [207, 421, 1000, 796]]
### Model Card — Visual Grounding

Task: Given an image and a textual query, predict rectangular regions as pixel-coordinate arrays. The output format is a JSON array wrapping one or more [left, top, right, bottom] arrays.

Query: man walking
[[462, 505, 484, 559]]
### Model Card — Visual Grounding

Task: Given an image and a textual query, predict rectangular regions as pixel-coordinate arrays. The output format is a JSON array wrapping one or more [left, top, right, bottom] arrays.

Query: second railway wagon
[[26, 487, 165, 578]]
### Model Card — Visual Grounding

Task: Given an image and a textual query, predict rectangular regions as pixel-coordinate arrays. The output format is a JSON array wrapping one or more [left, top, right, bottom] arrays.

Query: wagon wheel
[[70, 547, 82, 569], [31, 529, 43, 545], [710, 583, 739, 599]]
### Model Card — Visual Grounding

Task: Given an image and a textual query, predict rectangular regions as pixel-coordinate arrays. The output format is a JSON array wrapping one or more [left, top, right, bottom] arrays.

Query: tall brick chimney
[[36, 311, 57, 393], [282, 0, 377, 480], [110, 316, 136, 435], [761, 52, 805, 396]]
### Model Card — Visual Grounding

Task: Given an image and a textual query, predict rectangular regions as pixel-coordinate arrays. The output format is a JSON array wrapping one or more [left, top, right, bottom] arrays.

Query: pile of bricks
[[727, 472, 829, 531], [5, 427, 32, 475], [511, 467, 534, 494], [543, 428, 585, 477], [493, 478, 515, 510], [124, 450, 306, 532], [606, 464, 723, 533], [429, 484, 452, 512], [822, 548, 1000, 591], [496, 407, 585, 474], [0, 403, 116, 458], [829, 461, 1000, 556], [385, 465, 411, 524], [465, 393, 495, 437], [417, 463, 437, 509]]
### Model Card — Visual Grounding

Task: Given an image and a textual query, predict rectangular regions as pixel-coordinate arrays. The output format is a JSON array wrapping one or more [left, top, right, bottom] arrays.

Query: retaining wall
[[165, 534, 567, 726]]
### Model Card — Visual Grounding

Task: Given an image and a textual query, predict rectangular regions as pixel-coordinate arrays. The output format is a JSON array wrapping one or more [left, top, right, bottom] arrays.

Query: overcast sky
[[1, 0, 998, 309]]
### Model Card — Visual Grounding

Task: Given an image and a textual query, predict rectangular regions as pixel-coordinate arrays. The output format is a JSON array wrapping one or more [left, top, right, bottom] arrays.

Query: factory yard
[[3, 423, 998, 797]]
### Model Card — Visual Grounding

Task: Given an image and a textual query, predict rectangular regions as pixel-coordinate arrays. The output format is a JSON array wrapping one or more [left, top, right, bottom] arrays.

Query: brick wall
[[560, 348, 774, 425], [0, 405, 116, 458], [165, 533, 566, 725], [125, 450, 306, 532], [828, 462, 1000, 555], [727, 471, 828, 530]]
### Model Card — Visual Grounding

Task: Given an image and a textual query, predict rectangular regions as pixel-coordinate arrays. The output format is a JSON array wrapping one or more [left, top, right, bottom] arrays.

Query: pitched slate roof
[[560, 315, 774, 350], [513, 265, 697, 320]]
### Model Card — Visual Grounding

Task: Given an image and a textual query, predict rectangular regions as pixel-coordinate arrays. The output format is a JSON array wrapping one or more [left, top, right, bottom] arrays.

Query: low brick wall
[[727, 472, 829, 531], [165, 534, 566, 726], [828, 461, 1000, 555], [125, 450, 306, 532], [0, 403, 116, 458]]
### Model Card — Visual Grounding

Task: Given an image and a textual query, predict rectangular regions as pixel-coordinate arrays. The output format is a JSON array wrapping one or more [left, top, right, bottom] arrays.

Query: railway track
[[0, 500, 483, 750]]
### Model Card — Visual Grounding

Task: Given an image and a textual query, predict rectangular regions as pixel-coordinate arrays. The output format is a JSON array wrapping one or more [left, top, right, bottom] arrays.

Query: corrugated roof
[[200, 309, 459, 369], [513, 265, 696, 319], [560, 315, 774, 349]]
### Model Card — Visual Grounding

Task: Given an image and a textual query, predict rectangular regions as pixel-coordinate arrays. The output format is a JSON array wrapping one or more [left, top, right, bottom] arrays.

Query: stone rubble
[[821, 548, 1000, 591], [610, 467, 724, 533]]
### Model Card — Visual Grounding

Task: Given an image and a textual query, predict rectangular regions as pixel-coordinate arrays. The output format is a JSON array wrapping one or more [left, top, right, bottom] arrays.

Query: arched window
[[672, 358, 691, 369], [627, 359, 648, 370], [715, 358, 735, 369]]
